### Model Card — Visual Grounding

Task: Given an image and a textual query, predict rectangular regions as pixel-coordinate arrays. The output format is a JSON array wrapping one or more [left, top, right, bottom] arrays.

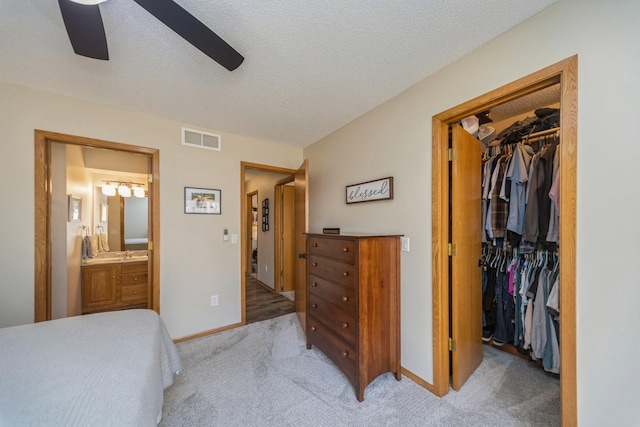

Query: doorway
[[431, 56, 577, 425], [246, 191, 258, 277], [34, 130, 160, 321], [240, 161, 308, 327]]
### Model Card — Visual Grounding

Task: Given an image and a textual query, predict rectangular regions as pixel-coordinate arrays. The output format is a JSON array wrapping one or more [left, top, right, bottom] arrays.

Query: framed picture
[[262, 198, 269, 231], [185, 187, 221, 214], [68, 194, 82, 222], [346, 177, 394, 204]]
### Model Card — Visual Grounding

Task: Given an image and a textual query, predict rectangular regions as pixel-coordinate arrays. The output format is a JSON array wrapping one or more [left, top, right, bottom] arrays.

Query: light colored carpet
[[160, 313, 559, 426]]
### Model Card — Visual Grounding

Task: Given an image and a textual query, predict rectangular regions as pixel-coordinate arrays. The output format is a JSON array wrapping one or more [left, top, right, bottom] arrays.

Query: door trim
[[274, 175, 295, 293], [431, 56, 577, 426], [34, 130, 161, 321], [240, 162, 298, 324]]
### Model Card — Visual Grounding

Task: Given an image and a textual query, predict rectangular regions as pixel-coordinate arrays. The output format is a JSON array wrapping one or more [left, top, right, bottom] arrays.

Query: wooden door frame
[[274, 175, 295, 293], [34, 130, 160, 322], [240, 162, 298, 324], [431, 56, 577, 426]]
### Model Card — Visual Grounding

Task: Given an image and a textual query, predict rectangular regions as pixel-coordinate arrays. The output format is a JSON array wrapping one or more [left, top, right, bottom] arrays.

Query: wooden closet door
[[450, 125, 483, 390]]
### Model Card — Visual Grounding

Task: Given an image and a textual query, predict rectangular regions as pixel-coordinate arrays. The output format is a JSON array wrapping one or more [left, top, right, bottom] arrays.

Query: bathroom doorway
[[34, 130, 160, 321]]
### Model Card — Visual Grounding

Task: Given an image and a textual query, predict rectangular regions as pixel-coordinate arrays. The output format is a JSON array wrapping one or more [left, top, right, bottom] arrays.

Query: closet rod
[[524, 126, 560, 140]]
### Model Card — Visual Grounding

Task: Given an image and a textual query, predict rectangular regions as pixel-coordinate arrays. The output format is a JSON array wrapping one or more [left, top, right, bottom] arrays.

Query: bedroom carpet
[[160, 313, 560, 426]]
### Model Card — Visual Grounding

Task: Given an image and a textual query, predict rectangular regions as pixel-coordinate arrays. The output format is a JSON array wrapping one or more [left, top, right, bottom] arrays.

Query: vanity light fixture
[[102, 181, 145, 198]]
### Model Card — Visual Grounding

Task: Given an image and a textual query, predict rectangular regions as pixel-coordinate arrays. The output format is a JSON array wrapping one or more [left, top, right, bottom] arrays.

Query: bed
[[0, 309, 182, 426]]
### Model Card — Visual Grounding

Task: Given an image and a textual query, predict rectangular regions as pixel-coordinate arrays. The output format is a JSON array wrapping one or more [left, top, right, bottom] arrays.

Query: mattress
[[0, 309, 182, 426]]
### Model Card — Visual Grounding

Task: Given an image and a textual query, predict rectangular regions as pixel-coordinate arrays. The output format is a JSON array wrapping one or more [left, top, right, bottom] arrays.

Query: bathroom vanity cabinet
[[81, 261, 148, 314]]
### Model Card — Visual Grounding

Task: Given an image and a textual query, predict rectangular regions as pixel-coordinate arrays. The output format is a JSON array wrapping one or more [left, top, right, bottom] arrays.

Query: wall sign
[[346, 177, 393, 204]]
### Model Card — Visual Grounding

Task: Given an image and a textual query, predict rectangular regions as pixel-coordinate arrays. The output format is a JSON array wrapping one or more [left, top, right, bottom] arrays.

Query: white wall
[[0, 81, 303, 339], [304, 0, 640, 424]]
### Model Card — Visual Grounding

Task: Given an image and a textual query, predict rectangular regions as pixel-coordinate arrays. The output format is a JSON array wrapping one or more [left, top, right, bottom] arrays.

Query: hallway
[[245, 275, 294, 324]]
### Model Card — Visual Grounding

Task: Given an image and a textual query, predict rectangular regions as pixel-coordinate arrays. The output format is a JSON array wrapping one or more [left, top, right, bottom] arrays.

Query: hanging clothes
[[478, 111, 561, 375]]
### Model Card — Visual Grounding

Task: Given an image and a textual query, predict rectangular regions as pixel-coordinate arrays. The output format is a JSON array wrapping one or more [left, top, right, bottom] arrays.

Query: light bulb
[[118, 184, 131, 198], [133, 186, 145, 198], [102, 183, 116, 196]]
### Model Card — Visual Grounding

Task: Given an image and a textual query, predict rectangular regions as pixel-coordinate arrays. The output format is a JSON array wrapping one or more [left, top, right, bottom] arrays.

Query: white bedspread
[[0, 309, 182, 426]]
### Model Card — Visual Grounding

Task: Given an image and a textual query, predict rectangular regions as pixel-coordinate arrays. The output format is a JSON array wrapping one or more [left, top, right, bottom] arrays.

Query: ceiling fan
[[58, 0, 244, 71]]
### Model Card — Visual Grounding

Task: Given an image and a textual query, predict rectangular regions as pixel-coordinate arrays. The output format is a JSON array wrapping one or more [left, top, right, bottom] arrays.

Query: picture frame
[[68, 194, 82, 222], [184, 187, 221, 214], [346, 177, 394, 204], [262, 198, 269, 231]]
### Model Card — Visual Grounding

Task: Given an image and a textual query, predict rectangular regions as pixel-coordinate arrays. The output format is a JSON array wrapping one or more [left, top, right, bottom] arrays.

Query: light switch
[[401, 237, 410, 252], [231, 234, 238, 244], [223, 228, 229, 241]]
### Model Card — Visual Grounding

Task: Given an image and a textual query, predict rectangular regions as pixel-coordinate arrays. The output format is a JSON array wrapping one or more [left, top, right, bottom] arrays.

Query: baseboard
[[256, 279, 276, 293], [173, 321, 243, 343]]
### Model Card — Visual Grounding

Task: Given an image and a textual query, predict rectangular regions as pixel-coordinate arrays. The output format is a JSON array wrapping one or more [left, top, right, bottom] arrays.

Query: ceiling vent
[[181, 127, 221, 151]]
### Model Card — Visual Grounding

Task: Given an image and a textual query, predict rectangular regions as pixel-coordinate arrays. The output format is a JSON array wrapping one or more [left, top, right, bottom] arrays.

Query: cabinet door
[[82, 266, 118, 311]]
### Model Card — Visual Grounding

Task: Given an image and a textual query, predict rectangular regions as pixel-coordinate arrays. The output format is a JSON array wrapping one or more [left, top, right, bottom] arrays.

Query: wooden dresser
[[306, 233, 401, 401]]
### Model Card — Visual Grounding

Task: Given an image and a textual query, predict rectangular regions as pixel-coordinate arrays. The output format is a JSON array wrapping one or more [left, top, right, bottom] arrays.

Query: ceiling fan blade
[[132, 0, 244, 71], [58, 0, 109, 60]]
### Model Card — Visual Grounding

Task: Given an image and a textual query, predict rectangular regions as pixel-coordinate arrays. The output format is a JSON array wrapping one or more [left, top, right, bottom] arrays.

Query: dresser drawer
[[309, 275, 356, 314], [308, 255, 355, 289], [121, 284, 148, 302], [309, 236, 355, 263], [309, 293, 356, 344], [308, 318, 356, 382]]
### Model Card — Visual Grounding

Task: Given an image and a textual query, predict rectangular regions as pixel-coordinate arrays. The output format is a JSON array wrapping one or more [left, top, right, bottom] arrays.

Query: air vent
[[181, 127, 221, 151]]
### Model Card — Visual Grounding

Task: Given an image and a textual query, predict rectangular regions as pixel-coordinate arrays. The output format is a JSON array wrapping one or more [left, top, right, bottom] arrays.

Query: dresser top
[[307, 232, 403, 238]]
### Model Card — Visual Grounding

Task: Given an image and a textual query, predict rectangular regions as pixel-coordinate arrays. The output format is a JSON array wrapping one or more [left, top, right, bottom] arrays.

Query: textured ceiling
[[0, 0, 557, 148]]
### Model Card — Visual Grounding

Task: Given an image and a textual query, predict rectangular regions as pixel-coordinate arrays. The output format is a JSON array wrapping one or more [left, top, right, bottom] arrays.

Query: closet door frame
[[431, 56, 577, 426]]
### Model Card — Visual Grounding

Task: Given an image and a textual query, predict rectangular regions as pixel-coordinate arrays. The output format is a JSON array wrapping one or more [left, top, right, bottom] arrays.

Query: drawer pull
[[341, 351, 349, 358], [312, 303, 317, 308], [342, 247, 349, 252], [134, 277, 138, 281], [312, 262, 318, 267], [112, 276, 116, 279], [312, 282, 318, 287], [311, 325, 317, 331], [134, 291, 138, 295], [342, 296, 349, 302], [312, 243, 318, 247], [341, 322, 349, 329], [343, 272, 349, 276]]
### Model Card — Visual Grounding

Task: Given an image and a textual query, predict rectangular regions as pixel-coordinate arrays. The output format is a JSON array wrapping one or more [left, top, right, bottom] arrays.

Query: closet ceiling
[[489, 85, 561, 123], [0, 0, 557, 148]]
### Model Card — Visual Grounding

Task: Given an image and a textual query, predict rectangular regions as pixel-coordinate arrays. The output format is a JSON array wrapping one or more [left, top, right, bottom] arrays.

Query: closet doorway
[[34, 130, 160, 321], [431, 56, 577, 426]]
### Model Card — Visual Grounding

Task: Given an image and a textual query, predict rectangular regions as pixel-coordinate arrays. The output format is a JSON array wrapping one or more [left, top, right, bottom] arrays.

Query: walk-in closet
[[431, 57, 578, 425], [469, 86, 562, 375]]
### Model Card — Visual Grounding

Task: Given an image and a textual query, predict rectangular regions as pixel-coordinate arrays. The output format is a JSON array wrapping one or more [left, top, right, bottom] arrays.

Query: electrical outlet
[[211, 295, 218, 307], [265, 265, 268, 272]]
